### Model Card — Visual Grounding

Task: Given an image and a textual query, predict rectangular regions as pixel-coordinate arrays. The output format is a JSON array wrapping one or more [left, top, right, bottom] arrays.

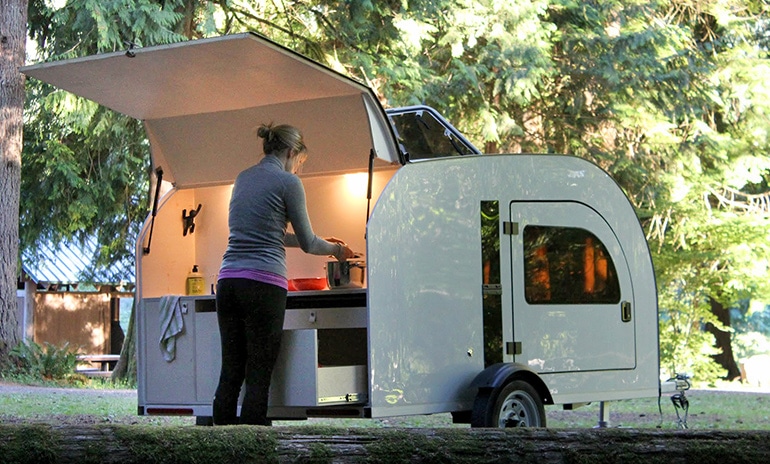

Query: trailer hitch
[[670, 373, 691, 429], [658, 373, 691, 429]]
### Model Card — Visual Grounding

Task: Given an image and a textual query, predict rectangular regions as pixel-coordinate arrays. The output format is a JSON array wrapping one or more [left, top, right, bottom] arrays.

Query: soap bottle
[[186, 265, 205, 295]]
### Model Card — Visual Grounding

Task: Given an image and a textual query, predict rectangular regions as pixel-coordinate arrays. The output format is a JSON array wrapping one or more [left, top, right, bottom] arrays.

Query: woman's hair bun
[[257, 124, 273, 141], [257, 123, 304, 155]]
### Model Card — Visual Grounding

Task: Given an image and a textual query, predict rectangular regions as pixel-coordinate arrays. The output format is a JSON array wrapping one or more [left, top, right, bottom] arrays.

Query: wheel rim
[[497, 390, 539, 427]]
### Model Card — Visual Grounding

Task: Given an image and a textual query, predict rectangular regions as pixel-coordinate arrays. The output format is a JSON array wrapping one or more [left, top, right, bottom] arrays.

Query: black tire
[[471, 380, 546, 428], [470, 388, 494, 427]]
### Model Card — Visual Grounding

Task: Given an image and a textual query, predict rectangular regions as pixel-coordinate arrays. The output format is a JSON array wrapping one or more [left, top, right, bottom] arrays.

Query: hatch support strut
[[365, 148, 375, 238], [143, 167, 164, 254]]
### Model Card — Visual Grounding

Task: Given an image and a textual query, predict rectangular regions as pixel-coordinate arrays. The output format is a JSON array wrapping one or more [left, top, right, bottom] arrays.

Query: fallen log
[[2, 424, 769, 463]]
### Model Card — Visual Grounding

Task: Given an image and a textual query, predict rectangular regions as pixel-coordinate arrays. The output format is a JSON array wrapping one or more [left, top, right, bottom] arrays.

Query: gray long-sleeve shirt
[[220, 155, 338, 277]]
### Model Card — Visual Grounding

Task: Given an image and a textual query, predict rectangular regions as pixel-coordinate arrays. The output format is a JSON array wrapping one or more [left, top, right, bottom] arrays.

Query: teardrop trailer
[[22, 33, 688, 428]]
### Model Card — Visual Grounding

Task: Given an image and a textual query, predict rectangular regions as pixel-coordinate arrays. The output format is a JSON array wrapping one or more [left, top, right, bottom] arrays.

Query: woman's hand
[[326, 237, 357, 261], [336, 244, 357, 261]]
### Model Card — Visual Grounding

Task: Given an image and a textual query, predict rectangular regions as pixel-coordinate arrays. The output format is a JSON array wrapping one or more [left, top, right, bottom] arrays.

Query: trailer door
[[508, 201, 637, 372]]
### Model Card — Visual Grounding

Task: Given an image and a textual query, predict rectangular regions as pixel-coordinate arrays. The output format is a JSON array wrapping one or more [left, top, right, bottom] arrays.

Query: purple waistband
[[218, 268, 288, 290]]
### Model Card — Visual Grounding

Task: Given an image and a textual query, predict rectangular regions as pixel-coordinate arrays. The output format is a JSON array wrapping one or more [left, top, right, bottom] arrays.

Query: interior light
[[345, 173, 369, 198]]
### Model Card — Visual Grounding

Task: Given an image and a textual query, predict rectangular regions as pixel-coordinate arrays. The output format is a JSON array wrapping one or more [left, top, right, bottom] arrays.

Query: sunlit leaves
[[393, 14, 436, 54], [724, 155, 770, 188]]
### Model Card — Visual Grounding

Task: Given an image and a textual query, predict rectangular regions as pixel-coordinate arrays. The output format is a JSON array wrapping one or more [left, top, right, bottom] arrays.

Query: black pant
[[213, 278, 287, 425]]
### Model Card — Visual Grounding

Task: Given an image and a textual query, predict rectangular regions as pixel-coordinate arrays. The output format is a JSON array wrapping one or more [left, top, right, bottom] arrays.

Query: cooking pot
[[326, 260, 366, 289]]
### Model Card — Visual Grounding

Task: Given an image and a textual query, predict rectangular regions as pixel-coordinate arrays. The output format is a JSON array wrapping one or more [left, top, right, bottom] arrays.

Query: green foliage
[[731, 302, 770, 359], [5, 341, 81, 382], [656, 280, 727, 382], [112, 426, 279, 463], [732, 331, 770, 360], [0, 425, 58, 464], [28, 0, 186, 59], [23, 0, 770, 385], [22, 0, 186, 279], [401, 0, 557, 146], [22, 92, 150, 279]]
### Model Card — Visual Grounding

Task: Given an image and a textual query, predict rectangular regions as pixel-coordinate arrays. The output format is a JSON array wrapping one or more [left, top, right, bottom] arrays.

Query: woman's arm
[[284, 177, 353, 260]]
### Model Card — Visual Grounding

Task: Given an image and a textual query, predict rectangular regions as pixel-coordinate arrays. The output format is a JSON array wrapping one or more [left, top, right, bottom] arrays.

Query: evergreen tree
[[18, 0, 770, 383], [0, 0, 28, 365]]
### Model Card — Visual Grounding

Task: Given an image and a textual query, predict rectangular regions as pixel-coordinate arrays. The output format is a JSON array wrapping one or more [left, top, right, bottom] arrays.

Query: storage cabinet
[[140, 290, 368, 411], [271, 328, 367, 406], [139, 297, 197, 405]]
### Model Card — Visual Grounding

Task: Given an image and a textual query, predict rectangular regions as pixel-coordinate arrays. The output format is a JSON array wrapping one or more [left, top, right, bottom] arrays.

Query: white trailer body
[[23, 33, 663, 426]]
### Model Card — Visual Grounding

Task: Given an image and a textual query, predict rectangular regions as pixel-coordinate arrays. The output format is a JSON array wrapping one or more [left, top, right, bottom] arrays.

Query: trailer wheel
[[471, 380, 546, 428]]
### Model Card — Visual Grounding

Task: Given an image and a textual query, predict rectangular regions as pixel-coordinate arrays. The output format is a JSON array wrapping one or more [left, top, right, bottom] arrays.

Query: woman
[[213, 123, 355, 425]]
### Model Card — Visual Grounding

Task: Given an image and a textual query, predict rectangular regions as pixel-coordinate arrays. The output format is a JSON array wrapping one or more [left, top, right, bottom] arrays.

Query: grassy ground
[[1, 380, 768, 430]]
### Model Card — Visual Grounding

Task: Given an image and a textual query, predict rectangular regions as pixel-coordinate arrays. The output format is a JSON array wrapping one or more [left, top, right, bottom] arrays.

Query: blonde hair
[[257, 123, 306, 156]]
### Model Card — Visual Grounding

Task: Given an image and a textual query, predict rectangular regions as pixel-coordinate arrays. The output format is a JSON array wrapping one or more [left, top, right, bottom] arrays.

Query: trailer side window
[[523, 226, 620, 305], [481, 201, 503, 367]]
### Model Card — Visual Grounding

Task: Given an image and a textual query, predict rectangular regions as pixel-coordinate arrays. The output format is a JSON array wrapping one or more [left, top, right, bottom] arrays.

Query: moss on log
[[1, 424, 769, 464]]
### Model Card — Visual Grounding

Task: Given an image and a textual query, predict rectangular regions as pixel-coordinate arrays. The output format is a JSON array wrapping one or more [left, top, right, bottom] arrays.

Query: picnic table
[[76, 354, 120, 377]]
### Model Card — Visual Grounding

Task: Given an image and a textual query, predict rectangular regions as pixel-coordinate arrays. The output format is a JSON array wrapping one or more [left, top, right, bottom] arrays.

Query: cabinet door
[[141, 299, 197, 404], [510, 201, 637, 372], [191, 308, 320, 407], [270, 330, 319, 406], [194, 310, 221, 403]]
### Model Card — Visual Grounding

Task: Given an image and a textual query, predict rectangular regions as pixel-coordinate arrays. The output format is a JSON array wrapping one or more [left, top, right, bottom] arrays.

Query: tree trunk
[[111, 297, 137, 383], [1, 425, 770, 463], [0, 0, 27, 363], [705, 297, 742, 380], [175, 0, 198, 39]]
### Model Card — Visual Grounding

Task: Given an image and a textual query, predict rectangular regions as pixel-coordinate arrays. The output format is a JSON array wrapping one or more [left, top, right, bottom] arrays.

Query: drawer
[[318, 365, 367, 404], [283, 307, 367, 330]]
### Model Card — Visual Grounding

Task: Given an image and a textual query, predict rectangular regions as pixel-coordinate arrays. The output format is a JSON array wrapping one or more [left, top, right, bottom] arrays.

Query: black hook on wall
[[183, 204, 202, 236], [124, 40, 137, 58]]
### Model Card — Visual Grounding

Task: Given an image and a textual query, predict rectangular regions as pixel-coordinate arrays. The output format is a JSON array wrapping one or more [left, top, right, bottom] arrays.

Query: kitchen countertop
[[146, 287, 367, 311], [286, 287, 366, 309], [146, 287, 367, 301]]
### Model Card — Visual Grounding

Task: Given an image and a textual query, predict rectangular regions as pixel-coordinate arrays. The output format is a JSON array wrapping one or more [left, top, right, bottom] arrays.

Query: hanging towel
[[159, 295, 184, 362]]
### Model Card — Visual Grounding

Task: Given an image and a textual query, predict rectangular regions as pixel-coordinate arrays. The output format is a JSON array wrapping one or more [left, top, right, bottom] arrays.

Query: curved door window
[[524, 226, 621, 305]]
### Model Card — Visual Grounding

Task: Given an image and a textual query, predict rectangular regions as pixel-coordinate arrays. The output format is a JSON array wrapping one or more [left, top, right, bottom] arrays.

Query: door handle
[[621, 301, 632, 322]]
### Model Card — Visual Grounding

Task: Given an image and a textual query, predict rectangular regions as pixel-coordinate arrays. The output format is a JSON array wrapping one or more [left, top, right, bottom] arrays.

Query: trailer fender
[[469, 362, 553, 406]]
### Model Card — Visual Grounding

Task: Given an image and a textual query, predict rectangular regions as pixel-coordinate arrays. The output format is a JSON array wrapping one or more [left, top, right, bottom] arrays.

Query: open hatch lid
[[22, 33, 400, 188]]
